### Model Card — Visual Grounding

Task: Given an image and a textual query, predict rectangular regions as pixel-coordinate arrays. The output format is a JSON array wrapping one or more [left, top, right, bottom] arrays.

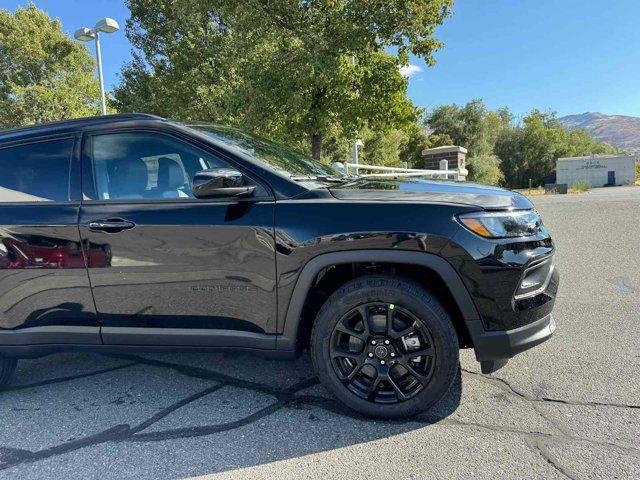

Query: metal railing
[[344, 162, 464, 181]]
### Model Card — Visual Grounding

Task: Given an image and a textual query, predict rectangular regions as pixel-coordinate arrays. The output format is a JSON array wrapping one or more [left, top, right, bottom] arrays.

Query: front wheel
[[310, 275, 459, 418]]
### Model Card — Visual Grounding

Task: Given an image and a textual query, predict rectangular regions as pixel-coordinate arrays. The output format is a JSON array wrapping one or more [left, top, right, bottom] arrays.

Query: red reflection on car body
[[0, 238, 108, 269]]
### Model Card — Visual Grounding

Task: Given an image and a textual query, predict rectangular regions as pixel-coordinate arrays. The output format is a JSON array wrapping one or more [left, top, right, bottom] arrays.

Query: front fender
[[276, 249, 482, 351]]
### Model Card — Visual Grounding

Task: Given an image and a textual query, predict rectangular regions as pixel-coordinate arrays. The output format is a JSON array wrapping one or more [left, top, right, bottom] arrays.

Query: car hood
[[329, 178, 532, 210]]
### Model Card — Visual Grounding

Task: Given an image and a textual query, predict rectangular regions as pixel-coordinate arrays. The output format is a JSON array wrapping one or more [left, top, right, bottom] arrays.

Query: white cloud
[[399, 64, 422, 78]]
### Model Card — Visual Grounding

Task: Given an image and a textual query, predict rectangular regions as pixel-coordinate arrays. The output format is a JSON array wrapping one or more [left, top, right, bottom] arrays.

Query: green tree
[[398, 123, 453, 169], [359, 127, 408, 167], [331, 122, 455, 170], [0, 4, 100, 128], [115, 0, 453, 159], [399, 123, 430, 169], [426, 99, 512, 157], [495, 110, 617, 188], [483, 108, 512, 153], [493, 127, 524, 186], [426, 99, 511, 183], [467, 154, 504, 185]]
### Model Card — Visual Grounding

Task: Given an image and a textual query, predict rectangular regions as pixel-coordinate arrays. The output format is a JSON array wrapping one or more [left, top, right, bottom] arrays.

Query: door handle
[[88, 219, 136, 233]]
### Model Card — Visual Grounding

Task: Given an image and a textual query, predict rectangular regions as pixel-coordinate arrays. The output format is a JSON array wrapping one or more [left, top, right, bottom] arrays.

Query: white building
[[556, 154, 637, 187]]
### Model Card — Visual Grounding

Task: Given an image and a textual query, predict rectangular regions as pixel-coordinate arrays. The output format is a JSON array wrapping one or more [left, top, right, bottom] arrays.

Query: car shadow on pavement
[[0, 350, 461, 477]]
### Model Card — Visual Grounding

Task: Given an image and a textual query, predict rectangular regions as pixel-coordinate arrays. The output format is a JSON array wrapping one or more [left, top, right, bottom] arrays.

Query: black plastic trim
[[480, 358, 509, 374], [68, 134, 83, 202], [0, 344, 296, 360], [0, 326, 101, 345], [277, 250, 481, 350], [471, 314, 556, 362], [513, 257, 555, 301], [0, 326, 286, 359], [101, 327, 276, 349]]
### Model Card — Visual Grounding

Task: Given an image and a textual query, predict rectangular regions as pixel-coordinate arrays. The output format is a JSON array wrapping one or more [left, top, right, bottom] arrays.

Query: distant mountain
[[558, 112, 640, 154]]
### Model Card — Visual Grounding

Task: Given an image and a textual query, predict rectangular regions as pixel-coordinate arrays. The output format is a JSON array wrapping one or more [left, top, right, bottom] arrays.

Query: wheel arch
[[277, 250, 482, 351]]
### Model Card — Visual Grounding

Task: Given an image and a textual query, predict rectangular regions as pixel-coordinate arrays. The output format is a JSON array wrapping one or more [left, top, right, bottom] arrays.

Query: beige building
[[556, 154, 637, 187]]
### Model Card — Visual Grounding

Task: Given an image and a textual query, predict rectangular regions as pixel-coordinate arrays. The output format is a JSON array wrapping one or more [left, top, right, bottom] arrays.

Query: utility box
[[556, 154, 637, 188]]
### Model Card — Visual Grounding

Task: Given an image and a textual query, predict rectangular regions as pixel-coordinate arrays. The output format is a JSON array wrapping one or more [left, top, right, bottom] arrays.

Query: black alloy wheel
[[311, 275, 459, 418], [330, 302, 437, 404]]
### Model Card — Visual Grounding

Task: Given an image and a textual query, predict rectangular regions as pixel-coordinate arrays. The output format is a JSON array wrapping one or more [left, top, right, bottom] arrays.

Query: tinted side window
[[91, 132, 229, 201], [0, 138, 73, 202]]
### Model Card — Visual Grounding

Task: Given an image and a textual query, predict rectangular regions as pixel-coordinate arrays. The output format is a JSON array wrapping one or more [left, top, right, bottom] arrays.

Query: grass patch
[[514, 187, 546, 196], [569, 181, 591, 193], [515, 183, 592, 196]]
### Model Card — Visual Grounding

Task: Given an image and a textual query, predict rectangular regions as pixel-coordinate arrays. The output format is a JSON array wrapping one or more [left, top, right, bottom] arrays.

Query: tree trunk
[[311, 133, 323, 160]]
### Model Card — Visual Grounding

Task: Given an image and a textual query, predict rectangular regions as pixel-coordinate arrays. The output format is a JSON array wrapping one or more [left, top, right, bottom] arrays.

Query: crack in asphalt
[[288, 393, 640, 455], [0, 356, 637, 474], [129, 400, 286, 443], [128, 383, 227, 435], [1, 362, 138, 393], [105, 353, 295, 397], [461, 368, 640, 410], [527, 439, 580, 480], [0, 354, 320, 471]]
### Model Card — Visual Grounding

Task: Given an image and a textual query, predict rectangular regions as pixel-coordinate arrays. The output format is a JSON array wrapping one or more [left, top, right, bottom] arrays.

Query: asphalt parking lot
[[0, 186, 638, 480]]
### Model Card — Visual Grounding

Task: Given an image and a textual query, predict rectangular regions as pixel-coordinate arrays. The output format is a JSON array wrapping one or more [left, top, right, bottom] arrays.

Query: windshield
[[192, 125, 342, 179]]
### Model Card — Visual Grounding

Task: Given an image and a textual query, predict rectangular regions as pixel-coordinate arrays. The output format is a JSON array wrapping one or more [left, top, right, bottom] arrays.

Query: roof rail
[[0, 113, 165, 136]]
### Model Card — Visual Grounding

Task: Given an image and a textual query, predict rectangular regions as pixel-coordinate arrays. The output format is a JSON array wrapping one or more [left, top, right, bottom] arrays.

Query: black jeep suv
[[0, 114, 558, 418]]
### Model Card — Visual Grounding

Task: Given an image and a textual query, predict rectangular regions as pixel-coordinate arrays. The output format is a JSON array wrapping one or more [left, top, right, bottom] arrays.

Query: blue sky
[[5, 0, 640, 117]]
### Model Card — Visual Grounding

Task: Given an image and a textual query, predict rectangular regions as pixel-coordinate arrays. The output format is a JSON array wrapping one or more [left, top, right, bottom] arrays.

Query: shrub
[[570, 181, 591, 193], [466, 154, 504, 185]]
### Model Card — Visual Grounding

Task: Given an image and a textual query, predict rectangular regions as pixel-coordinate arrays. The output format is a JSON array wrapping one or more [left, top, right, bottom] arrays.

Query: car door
[[78, 129, 278, 349], [0, 135, 100, 345]]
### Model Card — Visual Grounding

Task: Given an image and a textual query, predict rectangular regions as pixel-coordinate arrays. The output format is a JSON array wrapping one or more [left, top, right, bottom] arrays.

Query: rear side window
[[0, 138, 73, 202]]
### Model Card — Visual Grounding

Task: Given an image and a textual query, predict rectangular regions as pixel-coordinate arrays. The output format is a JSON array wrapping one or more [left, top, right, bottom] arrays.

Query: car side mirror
[[192, 168, 256, 199]]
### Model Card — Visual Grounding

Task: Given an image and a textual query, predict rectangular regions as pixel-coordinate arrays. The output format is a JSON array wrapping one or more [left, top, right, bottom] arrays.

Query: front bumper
[[470, 313, 556, 373], [442, 216, 559, 373]]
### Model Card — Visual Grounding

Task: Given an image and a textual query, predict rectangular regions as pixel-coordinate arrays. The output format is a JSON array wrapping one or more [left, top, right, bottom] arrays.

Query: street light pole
[[74, 18, 119, 116], [94, 32, 106, 115]]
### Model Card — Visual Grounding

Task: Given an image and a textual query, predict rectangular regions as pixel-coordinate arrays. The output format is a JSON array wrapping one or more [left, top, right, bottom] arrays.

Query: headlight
[[457, 210, 542, 238]]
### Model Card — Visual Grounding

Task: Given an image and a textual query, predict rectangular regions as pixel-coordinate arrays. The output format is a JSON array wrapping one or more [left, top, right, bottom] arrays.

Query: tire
[[310, 275, 458, 419], [0, 355, 16, 389]]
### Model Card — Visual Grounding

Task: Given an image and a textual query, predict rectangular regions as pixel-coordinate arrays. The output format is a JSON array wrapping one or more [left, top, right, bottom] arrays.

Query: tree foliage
[[495, 110, 617, 187], [396, 123, 452, 169], [426, 99, 511, 157], [115, 0, 453, 158], [0, 4, 100, 128], [317, 121, 452, 169], [426, 100, 616, 188], [466, 154, 504, 185]]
